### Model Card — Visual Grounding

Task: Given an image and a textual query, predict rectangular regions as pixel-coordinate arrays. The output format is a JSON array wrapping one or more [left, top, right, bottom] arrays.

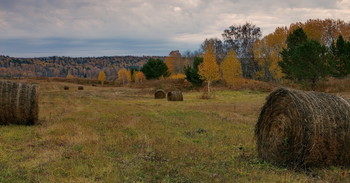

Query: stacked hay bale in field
[[167, 91, 183, 101], [255, 88, 350, 168], [78, 86, 84, 90], [64, 86, 69, 90], [154, 89, 166, 99], [0, 81, 38, 125]]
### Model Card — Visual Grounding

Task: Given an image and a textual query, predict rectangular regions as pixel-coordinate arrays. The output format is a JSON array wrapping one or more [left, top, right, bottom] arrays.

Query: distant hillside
[[0, 55, 165, 80]]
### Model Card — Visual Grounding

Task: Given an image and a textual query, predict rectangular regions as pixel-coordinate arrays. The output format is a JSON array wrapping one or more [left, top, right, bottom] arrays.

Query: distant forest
[[0, 55, 165, 80]]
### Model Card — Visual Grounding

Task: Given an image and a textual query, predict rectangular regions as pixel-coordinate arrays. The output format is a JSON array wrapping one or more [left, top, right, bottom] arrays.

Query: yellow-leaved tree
[[198, 42, 220, 98], [253, 27, 287, 81], [135, 71, 146, 83], [117, 68, 131, 85], [98, 71, 106, 85], [220, 49, 242, 88]]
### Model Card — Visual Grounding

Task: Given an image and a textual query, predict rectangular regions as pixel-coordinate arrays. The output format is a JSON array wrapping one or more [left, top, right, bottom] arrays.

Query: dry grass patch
[[0, 81, 349, 182]]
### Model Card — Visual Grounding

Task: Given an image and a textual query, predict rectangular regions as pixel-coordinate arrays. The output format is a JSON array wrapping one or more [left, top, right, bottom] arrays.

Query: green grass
[[0, 82, 349, 182]]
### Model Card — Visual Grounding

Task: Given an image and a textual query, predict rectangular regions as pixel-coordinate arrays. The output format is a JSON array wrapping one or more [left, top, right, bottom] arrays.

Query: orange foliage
[[134, 71, 146, 83], [117, 68, 131, 85], [220, 49, 242, 87], [253, 27, 288, 81], [253, 19, 350, 82]]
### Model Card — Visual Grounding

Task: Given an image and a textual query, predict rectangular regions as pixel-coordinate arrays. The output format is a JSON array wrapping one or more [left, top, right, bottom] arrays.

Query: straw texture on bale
[[64, 86, 69, 90], [167, 91, 183, 101], [255, 88, 350, 168], [154, 89, 166, 99], [78, 86, 84, 90], [0, 81, 38, 125]]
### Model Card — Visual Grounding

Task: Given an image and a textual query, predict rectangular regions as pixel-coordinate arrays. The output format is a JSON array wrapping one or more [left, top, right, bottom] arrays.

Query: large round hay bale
[[78, 86, 84, 90], [255, 88, 350, 168], [64, 86, 69, 90], [154, 89, 166, 99], [167, 91, 183, 101], [0, 81, 38, 125]]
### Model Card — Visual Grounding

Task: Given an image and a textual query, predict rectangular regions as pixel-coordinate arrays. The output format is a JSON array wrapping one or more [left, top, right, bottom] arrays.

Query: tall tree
[[165, 50, 185, 74], [279, 28, 331, 89], [222, 22, 262, 78], [141, 58, 170, 80], [198, 42, 220, 97], [98, 71, 106, 85], [220, 49, 242, 87]]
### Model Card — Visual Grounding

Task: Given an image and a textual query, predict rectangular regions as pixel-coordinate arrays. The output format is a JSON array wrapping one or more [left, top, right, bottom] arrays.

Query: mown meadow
[[0, 81, 349, 182]]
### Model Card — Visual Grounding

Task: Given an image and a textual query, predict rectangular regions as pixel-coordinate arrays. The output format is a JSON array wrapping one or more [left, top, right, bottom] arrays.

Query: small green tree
[[141, 58, 170, 80], [184, 57, 204, 86]]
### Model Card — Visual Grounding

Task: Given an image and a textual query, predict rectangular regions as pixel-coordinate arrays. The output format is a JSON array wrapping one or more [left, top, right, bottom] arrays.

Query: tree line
[[146, 18, 350, 90], [0, 55, 164, 80]]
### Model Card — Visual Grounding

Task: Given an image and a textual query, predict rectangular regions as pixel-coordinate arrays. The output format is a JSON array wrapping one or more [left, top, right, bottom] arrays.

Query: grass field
[[0, 82, 349, 182]]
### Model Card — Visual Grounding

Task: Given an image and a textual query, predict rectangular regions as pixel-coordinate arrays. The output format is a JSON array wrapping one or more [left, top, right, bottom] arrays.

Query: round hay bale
[[78, 86, 84, 90], [154, 89, 166, 99], [64, 86, 69, 90], [167, 91, 183, 101], [0, 81, 38, 125], [255, 88, 350, 168]]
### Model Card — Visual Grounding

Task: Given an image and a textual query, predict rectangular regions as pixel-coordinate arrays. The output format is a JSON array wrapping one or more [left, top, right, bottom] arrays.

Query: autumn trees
[[250, 18, 350, 89], [220, 49, 242, 87], [117, 68, 131, 85], [253, 27, 288, 81]]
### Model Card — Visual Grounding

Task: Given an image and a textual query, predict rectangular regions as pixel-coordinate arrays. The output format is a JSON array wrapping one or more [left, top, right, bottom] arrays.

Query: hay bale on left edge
[[154, 89, 166, 99], [0, 81, 38, 125], [255, 87, 350, 168], [167, 91, 183, 101], [78, 86, 84, 90]]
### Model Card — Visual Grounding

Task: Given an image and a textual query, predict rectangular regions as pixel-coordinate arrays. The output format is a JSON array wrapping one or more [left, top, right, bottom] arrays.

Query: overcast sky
[[0, 0, 349, 57]]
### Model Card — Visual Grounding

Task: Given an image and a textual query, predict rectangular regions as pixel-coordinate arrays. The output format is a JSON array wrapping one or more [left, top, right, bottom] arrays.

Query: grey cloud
[[0, 0, 348, 57]]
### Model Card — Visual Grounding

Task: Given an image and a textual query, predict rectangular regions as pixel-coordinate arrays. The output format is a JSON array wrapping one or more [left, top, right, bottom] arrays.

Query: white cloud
[[173, 6, 182, 12]]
